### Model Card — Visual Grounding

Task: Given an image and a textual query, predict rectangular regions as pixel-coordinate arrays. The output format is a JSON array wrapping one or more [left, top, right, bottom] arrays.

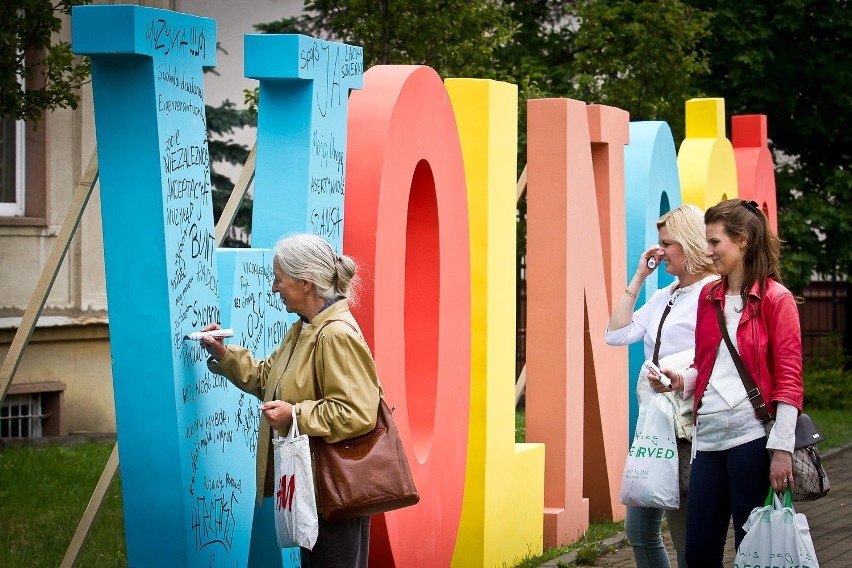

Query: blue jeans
[[625, 501, 687, 568], [684, 437, 770, 568]]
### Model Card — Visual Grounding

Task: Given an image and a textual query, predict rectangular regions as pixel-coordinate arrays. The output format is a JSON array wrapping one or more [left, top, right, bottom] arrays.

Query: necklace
[[668, 275, 712, 306]]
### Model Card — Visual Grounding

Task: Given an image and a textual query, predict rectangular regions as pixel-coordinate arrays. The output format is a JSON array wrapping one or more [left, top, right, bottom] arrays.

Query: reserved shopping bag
[[619, 394, 680, 510], [734, 489, 819, 568], [272, 407, 318, 550]]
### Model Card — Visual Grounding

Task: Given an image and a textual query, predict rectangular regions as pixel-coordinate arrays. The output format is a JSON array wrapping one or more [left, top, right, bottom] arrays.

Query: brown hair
[[704, 199, 782, 307]]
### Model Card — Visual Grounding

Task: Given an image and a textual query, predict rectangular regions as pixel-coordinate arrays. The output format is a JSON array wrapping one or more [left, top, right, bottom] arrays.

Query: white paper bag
[[272, 407, 318, 550], [620, 394, 680, 510], [735, 489, 819, 568]]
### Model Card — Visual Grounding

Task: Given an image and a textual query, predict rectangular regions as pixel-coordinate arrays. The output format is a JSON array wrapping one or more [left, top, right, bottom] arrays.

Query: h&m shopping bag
[[272, 407, 318, 550], [734, 489, 819, 568], [619, 394, 680, 510]]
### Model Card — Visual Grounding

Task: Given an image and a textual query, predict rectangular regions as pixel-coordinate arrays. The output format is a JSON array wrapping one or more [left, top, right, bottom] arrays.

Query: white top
[[605, 275, 718, 360]]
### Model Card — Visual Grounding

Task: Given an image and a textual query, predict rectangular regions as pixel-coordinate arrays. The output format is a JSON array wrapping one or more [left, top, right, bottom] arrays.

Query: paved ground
[[578, 443, 851, 567]]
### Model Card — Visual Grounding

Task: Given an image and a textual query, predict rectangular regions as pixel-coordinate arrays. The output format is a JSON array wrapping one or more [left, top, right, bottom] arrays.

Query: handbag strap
[[715, 302, 771, 423], [652, 301, 673, 367], [311, 319, 360, 397]]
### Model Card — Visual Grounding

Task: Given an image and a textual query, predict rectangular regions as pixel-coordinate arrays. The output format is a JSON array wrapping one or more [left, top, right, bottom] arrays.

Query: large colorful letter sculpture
[[344, 65, 471, 567], [73, 3, 784, 563], [444, 79, 546, 566], [525, 99, 630, 546], [732, 114, 778, 232], [235, 34, 363, 566], [677, 98, 738, 208], [621, 121, 681, 435], [246, 34, 363, 250], [215, 249, 296, 568], [73, 6, 258, 566]]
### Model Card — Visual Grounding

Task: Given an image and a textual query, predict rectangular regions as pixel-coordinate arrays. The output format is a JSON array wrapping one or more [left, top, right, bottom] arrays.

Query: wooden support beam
[[60, 443, 119, 568]]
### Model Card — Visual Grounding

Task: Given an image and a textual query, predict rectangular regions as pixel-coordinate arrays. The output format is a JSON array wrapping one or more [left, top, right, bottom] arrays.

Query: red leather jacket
[[691, 277, 804, 420]]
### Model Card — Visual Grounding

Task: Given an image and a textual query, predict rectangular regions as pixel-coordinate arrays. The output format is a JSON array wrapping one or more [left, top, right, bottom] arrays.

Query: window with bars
[[1, 393, 44, 438]]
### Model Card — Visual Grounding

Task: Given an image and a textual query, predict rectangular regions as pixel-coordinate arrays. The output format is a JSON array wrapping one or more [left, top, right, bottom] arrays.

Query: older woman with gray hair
[[201, 233, 382, 567]]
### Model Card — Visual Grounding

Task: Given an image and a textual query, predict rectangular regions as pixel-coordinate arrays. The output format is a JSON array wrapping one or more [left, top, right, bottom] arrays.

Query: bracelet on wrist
[[625, 288, 637, 300]]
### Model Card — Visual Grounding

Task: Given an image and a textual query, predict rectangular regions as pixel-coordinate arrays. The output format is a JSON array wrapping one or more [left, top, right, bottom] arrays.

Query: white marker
[[184, 329, 234, 340]]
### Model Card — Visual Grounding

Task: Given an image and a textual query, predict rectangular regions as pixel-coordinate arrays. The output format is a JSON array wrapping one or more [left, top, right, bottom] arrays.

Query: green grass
[[516, 408, 526, 442], [0, 442, 126, 568], [509, 521, 624, 568], [804, 407, 852, 451]]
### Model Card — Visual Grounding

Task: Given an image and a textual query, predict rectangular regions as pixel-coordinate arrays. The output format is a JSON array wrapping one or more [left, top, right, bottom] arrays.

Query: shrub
[[806, 334, 849, 372], [803, 335, 851, 409], [803, 367, 852, 410]]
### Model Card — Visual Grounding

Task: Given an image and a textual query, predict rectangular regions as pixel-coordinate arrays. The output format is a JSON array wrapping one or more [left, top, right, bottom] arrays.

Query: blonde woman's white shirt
[[605, 275, 718, 361]]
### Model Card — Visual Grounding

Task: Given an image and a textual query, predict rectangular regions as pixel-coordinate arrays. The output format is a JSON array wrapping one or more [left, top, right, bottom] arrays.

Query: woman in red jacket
[[656, 199, 803, 567]]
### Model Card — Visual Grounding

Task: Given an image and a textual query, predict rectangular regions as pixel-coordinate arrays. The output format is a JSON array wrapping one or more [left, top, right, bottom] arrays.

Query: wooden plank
[[515, 365, 526, 406], [214, 142, 257, 246], [516, 164, 528, 407], [60, 443, 119, 568]]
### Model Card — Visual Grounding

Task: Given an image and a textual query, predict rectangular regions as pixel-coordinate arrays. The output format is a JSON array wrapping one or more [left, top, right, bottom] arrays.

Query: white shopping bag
[[620, 394, 680, 510], [735, 489, 819, 568], [272, 407, 318, 550]]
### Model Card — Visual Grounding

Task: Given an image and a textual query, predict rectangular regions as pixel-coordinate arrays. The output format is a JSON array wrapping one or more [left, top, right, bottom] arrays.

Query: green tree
[[495, 1, 575, 172], [570, 0, 711, 140], [1, 0, 91, 123], [295, 0, 515, 78], [497, 0, 711, 146], [497, 0, 711, 266], [684, 0, 851, 293], [497, 0, 577, 96]]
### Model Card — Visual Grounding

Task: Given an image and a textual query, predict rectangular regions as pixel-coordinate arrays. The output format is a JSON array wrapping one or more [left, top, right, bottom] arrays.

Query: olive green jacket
[[208, 299, 382, 504]]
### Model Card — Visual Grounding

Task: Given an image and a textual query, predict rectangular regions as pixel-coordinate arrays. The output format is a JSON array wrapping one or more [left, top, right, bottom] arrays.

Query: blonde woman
[[606, 204, 717, 568]]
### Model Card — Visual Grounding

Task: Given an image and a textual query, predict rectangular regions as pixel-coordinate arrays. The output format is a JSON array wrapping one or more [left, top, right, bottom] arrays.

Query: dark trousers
[[684, 436, 770, 567], [300, 515, 370, 568]]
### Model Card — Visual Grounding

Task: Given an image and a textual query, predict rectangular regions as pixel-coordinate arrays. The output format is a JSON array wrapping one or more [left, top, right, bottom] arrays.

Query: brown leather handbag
[[310, 320, 420, 521]]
